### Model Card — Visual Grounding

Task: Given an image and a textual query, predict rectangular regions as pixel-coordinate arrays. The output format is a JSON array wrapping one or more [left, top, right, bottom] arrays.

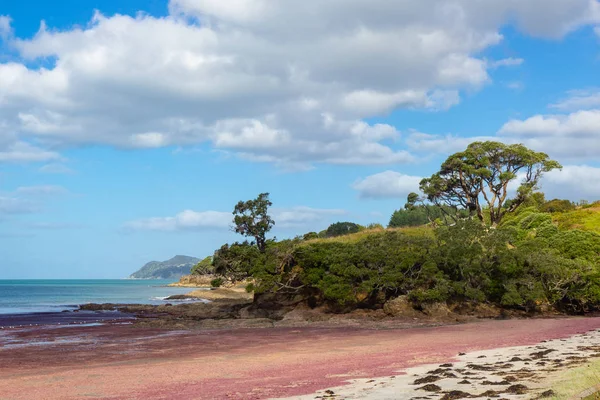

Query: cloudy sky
[[1, 0, 600, 278]]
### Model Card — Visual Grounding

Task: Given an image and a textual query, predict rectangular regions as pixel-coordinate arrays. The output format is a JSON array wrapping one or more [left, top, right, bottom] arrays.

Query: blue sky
[[1, 0, 600, 278]]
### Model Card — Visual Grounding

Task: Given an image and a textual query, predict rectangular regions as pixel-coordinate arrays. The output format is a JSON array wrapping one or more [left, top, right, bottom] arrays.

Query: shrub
[[324, 222, 362, 237], [210, 278, 224, 288], [540, 199, 575, 213], [296, 230, 436, 308], [213, 241, 263, 283], [388, 205, 459, 228], [302, 232, 319, 240], [191, 256, 214, 275]]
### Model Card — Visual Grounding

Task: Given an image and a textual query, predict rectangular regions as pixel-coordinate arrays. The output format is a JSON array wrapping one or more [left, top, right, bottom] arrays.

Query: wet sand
[[1, 317, 600, 399], [0, 310, 134, 328]]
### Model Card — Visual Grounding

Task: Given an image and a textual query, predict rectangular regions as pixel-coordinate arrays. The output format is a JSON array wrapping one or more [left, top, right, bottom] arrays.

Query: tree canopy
[[420, 141, 561, 226], [324, 222, 362, 237], [233, 193, 275, 252]]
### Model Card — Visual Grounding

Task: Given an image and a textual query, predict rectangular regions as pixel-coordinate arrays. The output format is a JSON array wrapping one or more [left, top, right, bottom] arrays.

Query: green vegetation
[[389, 203, 460, 228], [324, 221, 362, 237], [210, 277, 224, 288], [547, 357, 600, 399], [552, 202, 600, 234], [233, 192, 274, 252], [420, 141, 561, 226], [190, 256, 214, 275], [206, 142, 600, 315]]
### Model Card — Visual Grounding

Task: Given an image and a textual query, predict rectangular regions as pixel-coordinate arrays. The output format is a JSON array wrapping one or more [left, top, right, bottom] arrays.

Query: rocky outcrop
[[167, 274, 214, 287], [383, 296, 422, 318], [168, 288, 253, 301]]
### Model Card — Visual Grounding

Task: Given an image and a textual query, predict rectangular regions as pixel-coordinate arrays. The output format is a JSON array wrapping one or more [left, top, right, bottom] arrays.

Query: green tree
[[405, 192, 420, 210], [324, 222, 362, 237], [190, 256, 214, 275], [389, 193, 460, 228], [420, 141, 561, 226], [213, 242, 263, 283], [233, 193, 275, 252]]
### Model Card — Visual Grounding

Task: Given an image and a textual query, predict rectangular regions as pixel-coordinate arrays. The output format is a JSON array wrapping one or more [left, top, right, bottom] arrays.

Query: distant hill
[[129, 255, 201, 279]]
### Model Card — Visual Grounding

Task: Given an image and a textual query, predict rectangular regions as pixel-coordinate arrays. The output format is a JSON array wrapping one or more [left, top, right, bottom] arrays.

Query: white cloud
[[212, 119, 291, 150], [124, 206, 347, 231], [350, 165, 600, 203], [0, 140, 61, 163], [130, 132, 170, 148], [15, 185, 66, 196], [1, 1, 598, 167], [352, 171, 423, 199], [489, 57, 524, 68], [500, 110, 600, 137], [0, 196, 37, 214], [272, 207, 347, 228], [506, 81, 524, 91], [0, 15, 12, 39], [550, 89, 600, 111], [406, 131, 496, 155], [341, 89, 460, 116], [39, 163, 75, 174], [0, 185, 67, 216], [26, 222, 85, 230], [123, 210, 231, 231], [541, 165, 600, 200], [498, 109, 600, 159]]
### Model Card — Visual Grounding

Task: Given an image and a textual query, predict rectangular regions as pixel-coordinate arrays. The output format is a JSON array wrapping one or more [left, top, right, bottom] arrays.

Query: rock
[[383, 296, 421, 317], [473, 303, 502, 318], [185, 288, 253, 301], [422, 302, 452, 318], [164, 294, 194, 300], [278, 304, 331, 324], [167, 274, 214, 287]]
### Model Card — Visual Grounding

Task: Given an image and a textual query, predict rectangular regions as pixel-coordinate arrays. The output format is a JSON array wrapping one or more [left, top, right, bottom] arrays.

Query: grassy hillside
[[552, 203, 600, 234], [301, 225, 433, 245]]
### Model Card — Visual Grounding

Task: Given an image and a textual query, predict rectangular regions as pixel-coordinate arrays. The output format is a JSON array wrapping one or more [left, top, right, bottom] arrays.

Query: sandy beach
[[2, 317, 600, 399]]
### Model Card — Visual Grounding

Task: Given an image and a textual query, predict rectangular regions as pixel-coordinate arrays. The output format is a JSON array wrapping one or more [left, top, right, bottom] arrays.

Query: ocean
[[0, 279, 198, 315]]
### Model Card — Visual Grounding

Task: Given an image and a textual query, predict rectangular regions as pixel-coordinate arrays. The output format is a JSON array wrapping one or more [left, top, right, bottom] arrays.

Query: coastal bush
[[302, 232, 319, 240], [212, 186, 600, 314], [540, 199, 575, 213], [296, 230, 436, 308], [553, 207, 600, 234], [211, 278, 224, 288], [366, 223, 385, 230], [191, 256, 214, 275], [213, 242, 264, 283], [388, 205, 459, 228], [546, 230, 600, 263], [324, 222, 363, 237]]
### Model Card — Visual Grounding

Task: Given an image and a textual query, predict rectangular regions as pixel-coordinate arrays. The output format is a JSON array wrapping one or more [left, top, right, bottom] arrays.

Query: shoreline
[[281, 325, 600, 399], [2, 317, 600, 399], [0, 309, 135, 329]]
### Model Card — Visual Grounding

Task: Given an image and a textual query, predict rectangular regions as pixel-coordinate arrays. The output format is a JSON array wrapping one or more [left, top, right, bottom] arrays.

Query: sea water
[[0, 279, 197, 315]]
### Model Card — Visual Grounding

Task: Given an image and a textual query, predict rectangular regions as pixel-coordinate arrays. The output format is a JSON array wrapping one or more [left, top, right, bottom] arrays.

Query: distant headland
[[128, 255, 200, 280]]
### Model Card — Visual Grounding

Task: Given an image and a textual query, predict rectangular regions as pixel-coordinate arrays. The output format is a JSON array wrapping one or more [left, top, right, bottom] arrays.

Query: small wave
[[150, 296, 210, 304]]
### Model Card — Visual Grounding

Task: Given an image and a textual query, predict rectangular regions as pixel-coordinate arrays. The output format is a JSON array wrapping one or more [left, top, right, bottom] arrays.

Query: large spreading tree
[[232, 192, 275, 252], [420, 141, 561, 226]]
